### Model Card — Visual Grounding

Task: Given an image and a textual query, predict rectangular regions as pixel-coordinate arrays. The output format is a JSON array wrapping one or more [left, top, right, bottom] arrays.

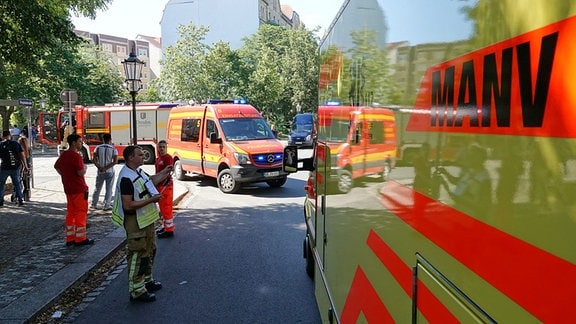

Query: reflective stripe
[[128, 250, 146, 296]]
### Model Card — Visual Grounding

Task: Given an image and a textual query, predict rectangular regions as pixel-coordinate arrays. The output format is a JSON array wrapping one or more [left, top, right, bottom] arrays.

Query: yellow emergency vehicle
[[284, 0, 576, 322], [166, 100, 287, 193]]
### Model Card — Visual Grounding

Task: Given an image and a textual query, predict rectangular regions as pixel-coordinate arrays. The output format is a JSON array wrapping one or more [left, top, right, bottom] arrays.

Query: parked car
[[288, 113, 316, 148]]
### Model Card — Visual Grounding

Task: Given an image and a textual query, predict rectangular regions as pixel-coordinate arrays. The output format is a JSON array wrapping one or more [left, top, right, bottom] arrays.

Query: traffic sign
[[60, 89, 77, 104], [18, 98, 33, 106]]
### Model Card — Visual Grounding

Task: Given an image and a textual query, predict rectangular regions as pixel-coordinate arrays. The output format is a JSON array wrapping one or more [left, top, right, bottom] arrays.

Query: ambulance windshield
[[219, 118, 275, 141]]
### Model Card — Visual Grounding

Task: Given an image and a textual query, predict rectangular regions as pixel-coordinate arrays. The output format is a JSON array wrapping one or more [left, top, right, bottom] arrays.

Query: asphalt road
[[69, 165, 322, 323]]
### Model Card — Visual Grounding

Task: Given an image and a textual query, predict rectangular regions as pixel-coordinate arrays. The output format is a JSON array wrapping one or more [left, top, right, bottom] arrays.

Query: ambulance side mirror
[[283, 145, 298, 173], [283, 145, 314, 173], [210, 132, 222, 144]]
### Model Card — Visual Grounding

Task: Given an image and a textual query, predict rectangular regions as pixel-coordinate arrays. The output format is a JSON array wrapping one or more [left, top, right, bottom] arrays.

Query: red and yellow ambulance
[[166, 100, 287, 193], [317, 104, 396, 193], [285, 0, 576, 322]]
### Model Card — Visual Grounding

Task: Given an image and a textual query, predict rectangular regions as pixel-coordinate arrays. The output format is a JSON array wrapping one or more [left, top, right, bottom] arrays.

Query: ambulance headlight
[[234, 152, 251, 165]]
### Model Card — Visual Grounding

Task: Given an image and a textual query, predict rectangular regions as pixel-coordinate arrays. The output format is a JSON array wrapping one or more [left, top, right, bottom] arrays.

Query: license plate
[[264, 171, 280, 177], [295, 141, 303, 144]]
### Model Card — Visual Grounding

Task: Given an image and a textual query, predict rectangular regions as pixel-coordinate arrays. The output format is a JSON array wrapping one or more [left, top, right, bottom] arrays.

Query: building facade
[[75, 30, 155, 91]]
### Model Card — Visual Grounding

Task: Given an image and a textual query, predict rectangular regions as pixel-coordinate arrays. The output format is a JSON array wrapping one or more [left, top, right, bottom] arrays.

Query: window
[[86, 112, 105, 128], [352, 123, 362, 145], [138, 48, 148, 57], [101, 43, 112, 52], [117, 45, 127, 55], [368, 121, 384, 144], [181, 119, 200, 142], [205, 119, 218, 139]]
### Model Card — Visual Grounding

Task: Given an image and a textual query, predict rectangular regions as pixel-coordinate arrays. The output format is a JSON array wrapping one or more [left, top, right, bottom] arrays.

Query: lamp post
[[39, 99, 46, 153], [122, 49, 144, 145]]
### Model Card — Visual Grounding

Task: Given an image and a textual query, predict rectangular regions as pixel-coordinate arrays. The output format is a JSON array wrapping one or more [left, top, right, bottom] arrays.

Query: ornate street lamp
[[39, 98, 46, 153], [122, 49, 145, 145]]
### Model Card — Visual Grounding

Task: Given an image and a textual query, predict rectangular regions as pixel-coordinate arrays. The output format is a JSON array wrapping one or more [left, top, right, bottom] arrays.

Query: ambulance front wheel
[[173, 160, 186, 181], [266, 177, 287, 188], [217, 169, 241, 194], [337, 169, 353, 194]]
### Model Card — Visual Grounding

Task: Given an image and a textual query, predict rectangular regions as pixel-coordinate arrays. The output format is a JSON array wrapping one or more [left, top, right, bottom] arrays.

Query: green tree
[[283, 27, 320, 114], [245, 46, 285, 119], [0, 41, 124, 130], [239, 25, 319, 131], [198, 41, 243, 99], [65, 43, 124, 106], [0, 0, 113, 129], [156, 22, 319, 134], [158, 24, 211, 102], [0, 0, 111, 68]]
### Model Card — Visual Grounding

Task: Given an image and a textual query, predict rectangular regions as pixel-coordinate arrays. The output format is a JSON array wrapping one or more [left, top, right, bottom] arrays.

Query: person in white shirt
[[10, 125, 21, 141], [91, 133, 118, 210]]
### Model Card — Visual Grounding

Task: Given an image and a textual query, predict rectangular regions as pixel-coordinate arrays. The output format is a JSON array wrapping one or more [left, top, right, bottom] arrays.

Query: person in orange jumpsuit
[[54, 134, 93, 246], [155, 140, 175, 238]]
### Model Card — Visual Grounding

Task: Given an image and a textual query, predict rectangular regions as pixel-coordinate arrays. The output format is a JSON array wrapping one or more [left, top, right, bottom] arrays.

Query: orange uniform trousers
[[65, 192, 89, 243], [157, 183, 174, 232]]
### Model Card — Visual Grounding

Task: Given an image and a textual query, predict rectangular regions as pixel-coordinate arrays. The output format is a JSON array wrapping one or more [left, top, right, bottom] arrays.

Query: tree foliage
[[0, 0, 119, 129], [158, 24, 211, 102], [157, 23, 319, 133], [0, 0, 111, 68], [0, 40, 124, 129]]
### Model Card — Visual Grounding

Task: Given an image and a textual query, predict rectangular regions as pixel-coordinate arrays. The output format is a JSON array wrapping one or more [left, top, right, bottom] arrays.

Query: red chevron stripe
[[381, 180, 576, 322], [366, 230, 459, 323]]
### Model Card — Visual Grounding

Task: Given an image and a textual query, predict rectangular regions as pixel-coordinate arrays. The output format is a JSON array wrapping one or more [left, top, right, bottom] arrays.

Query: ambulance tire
[[266, 177, 287, 188], [337, 169, 353, 194], [217, 169, 241, 194], [141, 146, 155, 164], [304, 237, 314, 279], [173, 160, 186, 181]]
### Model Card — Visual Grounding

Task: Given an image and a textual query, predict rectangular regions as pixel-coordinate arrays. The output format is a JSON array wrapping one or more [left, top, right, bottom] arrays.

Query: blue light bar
[[234, 98, 248, 104], [207, 98, 249, 104], [322, 100, 342, 106]]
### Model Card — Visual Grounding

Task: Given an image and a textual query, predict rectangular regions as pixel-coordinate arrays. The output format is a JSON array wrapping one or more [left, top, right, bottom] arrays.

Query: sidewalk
[[0, 155, 191, 323]]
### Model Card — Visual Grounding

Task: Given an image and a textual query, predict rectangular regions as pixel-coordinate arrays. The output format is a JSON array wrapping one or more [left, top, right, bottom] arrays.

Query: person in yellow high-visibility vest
[[111, 145, 172, 303]]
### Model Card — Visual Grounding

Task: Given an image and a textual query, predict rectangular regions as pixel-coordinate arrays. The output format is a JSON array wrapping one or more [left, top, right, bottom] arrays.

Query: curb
[[0, 180, 192, 323]]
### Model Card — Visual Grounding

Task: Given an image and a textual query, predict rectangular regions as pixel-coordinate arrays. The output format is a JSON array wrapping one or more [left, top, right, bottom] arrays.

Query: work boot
[[130, 292, 156, 303], [17, 200, 23, 207], [157, 231, 174, 239], [75, 238, 95, 246], [145, 280, 163, 292]]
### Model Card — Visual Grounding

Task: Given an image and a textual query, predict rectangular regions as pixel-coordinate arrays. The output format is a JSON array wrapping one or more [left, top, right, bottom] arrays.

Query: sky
[[70, 0, 342, 39]]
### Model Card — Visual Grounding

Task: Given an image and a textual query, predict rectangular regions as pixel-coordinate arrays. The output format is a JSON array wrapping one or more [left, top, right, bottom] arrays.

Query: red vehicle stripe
[[381, 180, 576, 322], [366, 230, 459, 323], [341, 267, 395, 323]]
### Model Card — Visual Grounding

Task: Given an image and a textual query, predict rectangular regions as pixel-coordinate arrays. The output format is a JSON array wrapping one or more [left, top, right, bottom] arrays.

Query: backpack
[[0, 141, 20, 170]]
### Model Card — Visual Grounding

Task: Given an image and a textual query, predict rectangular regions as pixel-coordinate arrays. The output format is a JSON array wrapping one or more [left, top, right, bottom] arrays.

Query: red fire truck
[[39, 103, 178, 164], [283, 0, 576, 323]]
